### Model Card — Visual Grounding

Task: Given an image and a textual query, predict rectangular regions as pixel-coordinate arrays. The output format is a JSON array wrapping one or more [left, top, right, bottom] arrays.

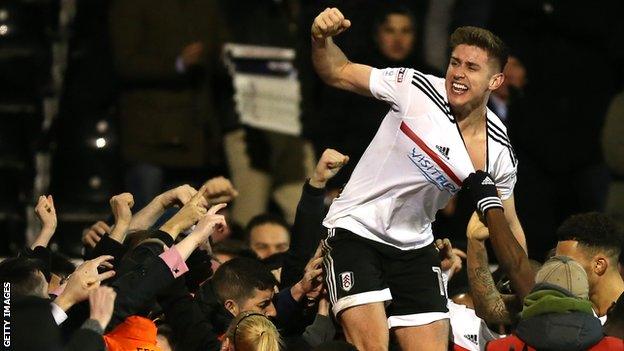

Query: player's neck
[[453, 96, 488, 125], [455, 102, 487, 134]]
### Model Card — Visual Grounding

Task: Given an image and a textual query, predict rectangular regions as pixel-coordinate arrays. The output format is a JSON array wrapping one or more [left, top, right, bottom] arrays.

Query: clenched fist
[[110, 193, 134, 226], [311, 8, 351, 40], [310, 148, 349, 188]]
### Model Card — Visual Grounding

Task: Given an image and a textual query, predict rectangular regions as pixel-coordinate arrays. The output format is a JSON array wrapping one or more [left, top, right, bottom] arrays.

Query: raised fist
[[311, 8, 351, 40], [35, 195, 57, 234], [110, 193, 135, 226], [310, 148, 349, 188], [203, 176, 239, 205], [159, 184, 198, 208]]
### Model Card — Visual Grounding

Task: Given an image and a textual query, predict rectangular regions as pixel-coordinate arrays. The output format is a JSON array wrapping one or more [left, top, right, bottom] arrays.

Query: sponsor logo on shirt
[[408, 148, 460, 194]]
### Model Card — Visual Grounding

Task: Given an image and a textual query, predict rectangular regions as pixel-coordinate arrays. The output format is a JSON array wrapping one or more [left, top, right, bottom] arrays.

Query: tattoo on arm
[[467, 240, 513, 325]]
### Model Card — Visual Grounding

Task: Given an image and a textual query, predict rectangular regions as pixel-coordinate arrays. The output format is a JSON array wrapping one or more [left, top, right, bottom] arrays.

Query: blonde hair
[[226, 312, 281, 351]]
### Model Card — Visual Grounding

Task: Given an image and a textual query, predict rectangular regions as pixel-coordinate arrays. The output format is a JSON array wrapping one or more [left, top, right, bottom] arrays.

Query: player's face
[[376, 14, 415, 62], [445, 44, 503, 112]]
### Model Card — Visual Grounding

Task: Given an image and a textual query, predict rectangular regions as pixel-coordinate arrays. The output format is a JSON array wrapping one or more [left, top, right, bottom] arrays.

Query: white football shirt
[[448, 301, 502, 351], [323, 67, 517, 250]]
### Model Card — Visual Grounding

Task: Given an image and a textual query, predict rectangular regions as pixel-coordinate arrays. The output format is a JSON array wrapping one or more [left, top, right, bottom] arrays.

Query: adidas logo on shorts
[[481, 177, 494, 186]]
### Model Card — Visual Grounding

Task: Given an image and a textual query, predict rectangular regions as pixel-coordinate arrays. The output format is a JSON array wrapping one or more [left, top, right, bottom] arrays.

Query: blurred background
[[1, 0, 623, 261]]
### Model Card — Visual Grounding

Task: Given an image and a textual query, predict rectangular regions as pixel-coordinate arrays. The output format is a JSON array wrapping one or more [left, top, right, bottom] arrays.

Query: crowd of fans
[[3, 150, 624, 350], [2, 0, 624, 350]]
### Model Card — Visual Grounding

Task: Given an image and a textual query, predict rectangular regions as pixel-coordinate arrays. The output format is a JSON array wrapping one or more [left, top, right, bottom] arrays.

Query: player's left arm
[[501, 194, 527, 253]]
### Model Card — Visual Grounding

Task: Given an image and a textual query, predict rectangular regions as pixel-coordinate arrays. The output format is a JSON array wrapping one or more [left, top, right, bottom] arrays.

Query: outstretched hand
[[188, 203, 228, 246], [159, 182, 212, 239], [54, 255, 116, 311], [311, 8, 351, 40], [310, 148, 349, 188]]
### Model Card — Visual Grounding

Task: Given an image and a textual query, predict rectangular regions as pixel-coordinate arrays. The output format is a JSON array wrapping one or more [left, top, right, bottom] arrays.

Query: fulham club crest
[[340, 271, 354, 292]]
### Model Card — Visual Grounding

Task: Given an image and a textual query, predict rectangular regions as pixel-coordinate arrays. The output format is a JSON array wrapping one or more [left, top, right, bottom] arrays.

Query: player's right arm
[[311, 8, 372, 97]]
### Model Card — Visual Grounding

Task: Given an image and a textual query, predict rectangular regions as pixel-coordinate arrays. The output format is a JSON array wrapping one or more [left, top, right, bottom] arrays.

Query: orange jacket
[[104, 316, 162, 351]]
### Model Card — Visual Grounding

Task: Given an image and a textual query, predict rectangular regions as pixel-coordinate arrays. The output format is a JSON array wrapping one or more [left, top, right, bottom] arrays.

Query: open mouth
[[451, 82, 468, 94]]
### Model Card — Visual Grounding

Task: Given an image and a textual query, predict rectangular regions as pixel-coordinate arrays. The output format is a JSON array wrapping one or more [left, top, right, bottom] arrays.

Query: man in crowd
[[311, 7, 525, 350], [486, 256, 605, 350], [555, 212, 624, 321], [246, 214, 291, 261]]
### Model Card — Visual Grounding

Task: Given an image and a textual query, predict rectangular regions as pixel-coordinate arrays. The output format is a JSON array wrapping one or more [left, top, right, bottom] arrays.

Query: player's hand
[[463, 171, 503, 215], [203, 176, 239, 205], [158, 184, 198, 208], [110, 193, 134, 227], [35, 195, 57, 236], [310, 148, 349, 188], [467, 211, 489, 241], [82, 221, 111, 249], [437, 238, 462, 278], [311, 8, 351, 40]]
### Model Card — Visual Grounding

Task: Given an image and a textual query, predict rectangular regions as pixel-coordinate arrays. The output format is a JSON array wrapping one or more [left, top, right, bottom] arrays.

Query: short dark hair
[[557, 212, 624, 263], [373, 4, 417, 33], [0, 257, 47, 297], [212, 257, 277, 304], [213, 239, 257, 260], [245, 214, 289, 242], [449, 26, 509, 72], [50, 252, 75, 278]]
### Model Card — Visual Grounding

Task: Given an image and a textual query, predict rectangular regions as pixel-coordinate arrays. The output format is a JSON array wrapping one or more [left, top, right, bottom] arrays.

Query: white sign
[[223, 43, 301, 136]]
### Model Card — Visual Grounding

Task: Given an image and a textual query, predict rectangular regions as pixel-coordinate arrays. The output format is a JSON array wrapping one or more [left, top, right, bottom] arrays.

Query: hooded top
[[487, 286, 603, 351]]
